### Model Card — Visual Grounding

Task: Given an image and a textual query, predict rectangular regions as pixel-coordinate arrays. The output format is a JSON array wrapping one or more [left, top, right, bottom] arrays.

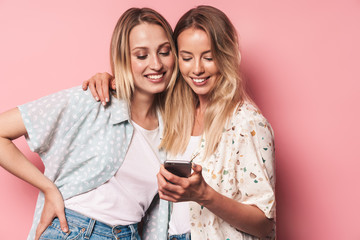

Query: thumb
[[111, 78, 116, 90], [57, 210, 69, 233], [82, 80, 89, 90], [192, 162, 202, 173]]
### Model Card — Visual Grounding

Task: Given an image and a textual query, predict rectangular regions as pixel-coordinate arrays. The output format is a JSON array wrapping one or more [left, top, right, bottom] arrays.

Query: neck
[[130, 92, 158, 130], [192, 95, 209, 136], [197, 94, 209, 113]]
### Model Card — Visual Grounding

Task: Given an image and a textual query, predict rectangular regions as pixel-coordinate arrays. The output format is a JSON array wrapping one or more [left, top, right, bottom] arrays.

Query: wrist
[[41, 180, 58, 195], [197, 183, 215, 207]]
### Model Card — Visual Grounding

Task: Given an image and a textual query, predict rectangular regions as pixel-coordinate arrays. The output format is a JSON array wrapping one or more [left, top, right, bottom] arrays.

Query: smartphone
[[164, 160, 191, 178]]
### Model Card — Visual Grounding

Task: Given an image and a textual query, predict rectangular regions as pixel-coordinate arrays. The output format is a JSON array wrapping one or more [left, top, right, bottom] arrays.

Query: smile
[[191, 77, 209, 83], [146, 73, 164, 80]]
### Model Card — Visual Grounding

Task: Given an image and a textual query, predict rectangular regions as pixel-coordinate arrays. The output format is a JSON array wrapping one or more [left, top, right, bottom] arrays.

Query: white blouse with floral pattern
[[190, 102, 276, 240]]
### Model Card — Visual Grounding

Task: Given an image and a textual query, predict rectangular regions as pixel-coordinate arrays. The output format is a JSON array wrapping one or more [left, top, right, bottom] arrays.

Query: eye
[[136, 55, 147, 60], [181, 57, 192, 62], [204, 57, 213, 61], [159, 51, 170, 56]]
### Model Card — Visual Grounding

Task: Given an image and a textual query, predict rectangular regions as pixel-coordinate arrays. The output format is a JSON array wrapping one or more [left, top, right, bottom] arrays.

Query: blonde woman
[[0, 8, 177, 240], [159, 6, 275, 240], [84, 5, 275, 240]]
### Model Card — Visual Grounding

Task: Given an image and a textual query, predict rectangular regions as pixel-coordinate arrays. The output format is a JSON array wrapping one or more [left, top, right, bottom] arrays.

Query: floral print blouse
[[190, 101, 276, 240]]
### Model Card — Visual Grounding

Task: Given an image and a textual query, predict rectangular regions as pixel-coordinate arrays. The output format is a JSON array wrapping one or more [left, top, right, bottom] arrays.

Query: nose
[[192, 59, 204, 76], [149, 54, 163, 71]]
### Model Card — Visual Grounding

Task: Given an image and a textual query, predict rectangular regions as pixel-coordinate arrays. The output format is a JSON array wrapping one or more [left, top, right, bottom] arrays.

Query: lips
[[145, 73, 165, 82], [191, 76, 210, 85]]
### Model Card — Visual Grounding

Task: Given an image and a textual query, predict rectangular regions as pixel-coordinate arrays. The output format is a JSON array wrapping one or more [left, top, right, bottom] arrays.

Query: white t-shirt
[[65, 121, 161, 226], [168, 135, 202, 235]]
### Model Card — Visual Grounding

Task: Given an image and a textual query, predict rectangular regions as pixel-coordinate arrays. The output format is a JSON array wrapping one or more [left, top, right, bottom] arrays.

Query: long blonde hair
[[160, 5, 251, 158], [110, 8, 178, 112]]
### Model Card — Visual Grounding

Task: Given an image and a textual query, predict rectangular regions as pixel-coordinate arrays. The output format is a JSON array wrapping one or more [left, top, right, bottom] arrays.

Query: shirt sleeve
[[235, 110, 276, 219], [18, 87, 77, 154]]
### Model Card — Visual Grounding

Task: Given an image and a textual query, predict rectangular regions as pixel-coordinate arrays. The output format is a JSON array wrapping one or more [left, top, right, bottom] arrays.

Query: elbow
[[255, 217, 275, 238]]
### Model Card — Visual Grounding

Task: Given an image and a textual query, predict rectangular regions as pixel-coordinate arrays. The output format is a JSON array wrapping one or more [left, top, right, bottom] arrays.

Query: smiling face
[[129, 23, 175, 99], [177, 27, 220, 100]]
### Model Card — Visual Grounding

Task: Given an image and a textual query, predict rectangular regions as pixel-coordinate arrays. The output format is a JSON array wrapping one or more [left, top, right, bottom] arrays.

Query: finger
[[36, 208, 55, 240], [156, 171, 167, 186], [111, 78, 116, 90], [157, 171, 181, 192], [88, 80, 100, 102], [160, 186, 183, 198], [159, 165, 184, 185], [35, 221, 50, 240], [158, 174, 184, 193], [95, 78, 106, 105], [158, 190, 180, 202], [57, 209, 69, 233], [102, 75, 110, 103], [82, 80, 90, 90]]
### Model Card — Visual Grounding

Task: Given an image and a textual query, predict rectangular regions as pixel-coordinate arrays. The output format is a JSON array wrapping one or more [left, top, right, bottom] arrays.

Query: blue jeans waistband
[[169, 232, 191, 240], [64, 208, 138, 238]]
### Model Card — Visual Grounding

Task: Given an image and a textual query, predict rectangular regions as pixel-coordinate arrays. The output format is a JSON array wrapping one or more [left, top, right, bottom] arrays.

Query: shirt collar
[[108, 96, 131, 124], [107, 95, 165, 129]]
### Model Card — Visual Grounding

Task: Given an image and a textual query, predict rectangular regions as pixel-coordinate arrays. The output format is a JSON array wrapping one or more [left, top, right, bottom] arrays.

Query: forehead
[[177, 27, 210, 51], [129, 23, 169, 48]]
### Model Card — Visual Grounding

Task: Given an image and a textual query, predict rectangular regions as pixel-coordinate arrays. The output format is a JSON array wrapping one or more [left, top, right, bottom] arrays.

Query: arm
[[82, 72, 115, 106], [157, 164, 273, 238], [0, 108, 68, 239]]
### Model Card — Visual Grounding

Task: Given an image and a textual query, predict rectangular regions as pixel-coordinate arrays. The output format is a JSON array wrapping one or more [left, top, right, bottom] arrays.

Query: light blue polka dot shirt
[[19, 86, 170, 240]]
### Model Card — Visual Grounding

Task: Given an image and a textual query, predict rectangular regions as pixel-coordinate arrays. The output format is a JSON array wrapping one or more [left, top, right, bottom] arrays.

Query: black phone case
[[164, 161, 191, 177]]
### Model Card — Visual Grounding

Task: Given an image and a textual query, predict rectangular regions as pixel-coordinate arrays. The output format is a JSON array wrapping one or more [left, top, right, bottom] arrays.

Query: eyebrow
[[131, 41, 170, 52]]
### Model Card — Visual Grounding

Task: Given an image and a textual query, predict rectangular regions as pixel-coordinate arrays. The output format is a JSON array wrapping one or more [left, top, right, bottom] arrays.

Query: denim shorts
[[168, 232, 191, 240], [40, 208, 140, 240]]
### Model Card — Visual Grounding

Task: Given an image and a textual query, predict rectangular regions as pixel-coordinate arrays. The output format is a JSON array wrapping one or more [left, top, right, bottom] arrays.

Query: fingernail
[[95, 97, 99, 101], [102, 101, 106, 106], [62, 226, 68, 232], [105, 98, 109, 102]]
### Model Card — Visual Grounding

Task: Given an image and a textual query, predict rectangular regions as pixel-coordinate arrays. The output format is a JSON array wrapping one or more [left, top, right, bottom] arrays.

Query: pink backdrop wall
[[1, 0, 359, 239]]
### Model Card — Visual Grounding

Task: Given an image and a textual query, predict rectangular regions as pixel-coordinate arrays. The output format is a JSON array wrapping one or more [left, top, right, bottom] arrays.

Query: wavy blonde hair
[[110, 8, 178, 112], [160, 5, 251, 158]]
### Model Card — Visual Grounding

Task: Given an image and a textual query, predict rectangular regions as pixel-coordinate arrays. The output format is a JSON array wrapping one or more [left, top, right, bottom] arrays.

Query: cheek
[[131, 60, 145, 75], [164, 56, 175, 70], [205, 62, 220, 75], [179, 61, 190, 75]]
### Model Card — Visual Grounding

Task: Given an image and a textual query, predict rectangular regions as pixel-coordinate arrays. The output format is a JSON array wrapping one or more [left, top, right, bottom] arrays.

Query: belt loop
[[129, 224, 137, 240], [186, 232, 191, 240], [84, 218, 96, 239]]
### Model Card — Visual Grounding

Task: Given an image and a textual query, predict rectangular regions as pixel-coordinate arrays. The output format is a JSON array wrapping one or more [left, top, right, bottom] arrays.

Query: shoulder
[[64, 86, 97, 104], [227, 101, 274, 138], [20, 85, 96, 108], [229, 101, 268, 126], [59, 86, 103, 111], [18, 85, 103, 125]]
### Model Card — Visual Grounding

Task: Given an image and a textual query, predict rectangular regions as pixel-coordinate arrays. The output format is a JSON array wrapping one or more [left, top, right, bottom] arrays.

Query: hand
[[157, 163, 210, 204], [82, 72, 115, 106], [35, 186, 68, 240]]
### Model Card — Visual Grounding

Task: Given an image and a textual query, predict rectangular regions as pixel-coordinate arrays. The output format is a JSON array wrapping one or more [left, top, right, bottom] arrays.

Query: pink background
[[1, 0, 359, 239]]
